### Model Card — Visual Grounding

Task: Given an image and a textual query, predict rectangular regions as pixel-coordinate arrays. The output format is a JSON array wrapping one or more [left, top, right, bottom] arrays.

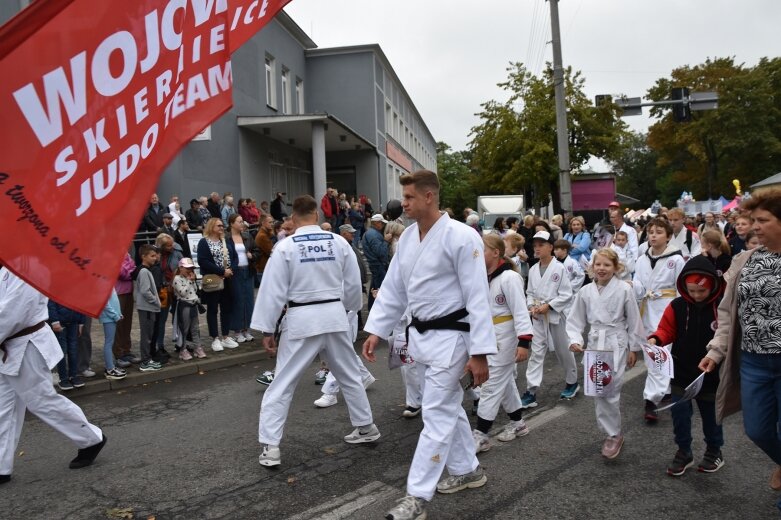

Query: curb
[[61, 348, 270, 398]]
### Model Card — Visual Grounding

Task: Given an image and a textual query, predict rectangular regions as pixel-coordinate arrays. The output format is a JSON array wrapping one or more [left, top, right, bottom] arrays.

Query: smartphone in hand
[[459, 371, 474, 390]]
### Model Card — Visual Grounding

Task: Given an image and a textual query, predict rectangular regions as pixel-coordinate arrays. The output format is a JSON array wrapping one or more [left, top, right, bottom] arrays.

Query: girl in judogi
[[632, 218, 686, 423], [472, 235, 534, 453], [567, 248, 644, 459], [521, 231, 578, 409]]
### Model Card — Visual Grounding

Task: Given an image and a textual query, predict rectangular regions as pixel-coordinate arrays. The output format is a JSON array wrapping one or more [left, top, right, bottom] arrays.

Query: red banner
[[0, 0, 291, 316]]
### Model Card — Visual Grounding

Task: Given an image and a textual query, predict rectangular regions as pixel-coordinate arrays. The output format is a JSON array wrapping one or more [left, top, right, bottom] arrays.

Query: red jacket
[[321, 194, 335, 218]]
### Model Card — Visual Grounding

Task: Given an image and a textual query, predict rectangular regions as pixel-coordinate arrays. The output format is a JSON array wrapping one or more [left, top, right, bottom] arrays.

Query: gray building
[[0, 3, 437, 213]]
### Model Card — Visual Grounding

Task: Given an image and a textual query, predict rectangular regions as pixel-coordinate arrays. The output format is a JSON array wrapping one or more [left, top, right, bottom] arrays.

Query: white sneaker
[[221, 336, 239, 349], [243, 332, 254, 341], [259, 444, 281, 467], [473, 429, 491, 453], [497, 419, 529, 442], [81, 369, 96, 378], [362, 373, 376, 389], [344, 423, 381, 444], [235, 333, 248, 343], [314, 394, 338, 408], [211, 338, 224, 352]]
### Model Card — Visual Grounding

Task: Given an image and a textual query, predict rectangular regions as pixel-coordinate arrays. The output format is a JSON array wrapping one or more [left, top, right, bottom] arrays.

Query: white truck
[[477, 195, 525, 232]]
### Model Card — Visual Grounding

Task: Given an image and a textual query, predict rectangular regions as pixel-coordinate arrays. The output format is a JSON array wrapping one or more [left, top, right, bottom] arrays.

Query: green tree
[[437, 141, 476, 218], [469, 62, 627, 210], [612, 132, 662, 208], [646, 57, 781, 201]]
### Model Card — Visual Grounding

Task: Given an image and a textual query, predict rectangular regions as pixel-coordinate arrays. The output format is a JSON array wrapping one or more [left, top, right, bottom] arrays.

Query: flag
[[642, 343, 674, 378], [583, 350, 619, 398], [0, 0, 291, 316]]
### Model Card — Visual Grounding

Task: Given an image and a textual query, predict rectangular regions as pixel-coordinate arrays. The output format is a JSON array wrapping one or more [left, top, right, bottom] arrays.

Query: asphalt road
[[3, 343, 779, 519]]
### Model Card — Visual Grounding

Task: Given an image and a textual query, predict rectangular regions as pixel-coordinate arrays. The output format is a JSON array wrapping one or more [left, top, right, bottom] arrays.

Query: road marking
[[286, 480, 399, 520]]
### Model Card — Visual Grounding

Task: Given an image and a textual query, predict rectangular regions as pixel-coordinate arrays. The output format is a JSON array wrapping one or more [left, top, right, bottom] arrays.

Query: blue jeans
[[102, 321, 117, 371], [670, 394, 723, 454], [230, 266, 254, 331], [56, 324, 80, 380], [741, 351, 781, 466]]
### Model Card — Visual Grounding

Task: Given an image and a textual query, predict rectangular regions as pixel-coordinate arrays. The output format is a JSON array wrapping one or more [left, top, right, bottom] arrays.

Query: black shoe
[[698, 448, 725, 473], [0, 474, 10, 484], [644, 400, 658, 424], [472, 399, 480, 416], [69, 434, 107, 469], [667, 449, 694, 477], [152, 352, 170, 364]]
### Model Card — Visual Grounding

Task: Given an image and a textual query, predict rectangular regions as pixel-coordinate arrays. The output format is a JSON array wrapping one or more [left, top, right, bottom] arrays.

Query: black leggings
[[202, 285, 231, 338]]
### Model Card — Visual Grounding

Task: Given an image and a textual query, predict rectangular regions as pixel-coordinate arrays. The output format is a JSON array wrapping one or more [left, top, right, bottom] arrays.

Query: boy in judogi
[[554, 239, 585, 293]]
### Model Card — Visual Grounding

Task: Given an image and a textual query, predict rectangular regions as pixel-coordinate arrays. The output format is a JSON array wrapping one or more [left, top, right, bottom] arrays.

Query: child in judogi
[[610, 230, 636, 280], [632, 218, 686, 423], [567, 249, 644, 459], [648, 256, 725, 476], [473, 235, 534, 453], [554, 239, 585, 293], [521, 231, 578, 409]]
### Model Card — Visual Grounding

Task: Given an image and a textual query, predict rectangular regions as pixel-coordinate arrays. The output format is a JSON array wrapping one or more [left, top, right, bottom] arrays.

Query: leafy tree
[[646, 57, 781, 201], [612, 132, 662, 208], [469, 62, 627, 210], [437, 141, 476, 218]]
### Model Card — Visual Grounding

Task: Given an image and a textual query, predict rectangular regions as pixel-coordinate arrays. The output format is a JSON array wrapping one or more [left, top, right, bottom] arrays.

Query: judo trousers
[[321, 351, 373, 395], [593, 348, 628, 437], [0, 346, 103, 475], [642, 346, 671, 404], [259, 331, 373, 446], [401, 362, 423, 408], [478, 362, 521, 421], [526, 317, 577, 393], [407, 346, 478, 501]]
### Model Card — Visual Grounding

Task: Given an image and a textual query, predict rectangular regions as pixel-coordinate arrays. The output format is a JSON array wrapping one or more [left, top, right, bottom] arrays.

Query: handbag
[[158, 286, 171, 307], [201, 274, 224, 292]]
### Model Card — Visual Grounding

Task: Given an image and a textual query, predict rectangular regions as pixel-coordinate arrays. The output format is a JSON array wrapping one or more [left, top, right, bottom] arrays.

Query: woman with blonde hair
[[563, 216, 591, 264], [196, 218, 236, 352], [385, 221, 406, 258], [701, 229, 731, 278]]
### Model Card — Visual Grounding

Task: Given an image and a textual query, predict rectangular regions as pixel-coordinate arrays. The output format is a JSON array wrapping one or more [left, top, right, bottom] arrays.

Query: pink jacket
[[115, 253, 136, 295]]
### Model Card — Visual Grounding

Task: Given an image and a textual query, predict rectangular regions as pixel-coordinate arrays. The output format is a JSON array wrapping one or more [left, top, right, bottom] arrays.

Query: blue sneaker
[[520, 391, 537, 409], [70, 376, 85, 388], [58, 379, 74, 391], [560, 383, 579, 400]]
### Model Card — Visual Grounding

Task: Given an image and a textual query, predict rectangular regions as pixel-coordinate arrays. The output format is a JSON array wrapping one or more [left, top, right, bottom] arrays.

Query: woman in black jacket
[[196, 218, 237, 352]]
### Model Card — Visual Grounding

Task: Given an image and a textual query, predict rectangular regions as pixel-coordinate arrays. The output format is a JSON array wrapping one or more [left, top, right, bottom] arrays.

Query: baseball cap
[[370, 214, 387, 223], [339, 224, 357, 233], [532, 231, 553, 243], [608, 201, 620, 208], [178, 257, 195, 268]]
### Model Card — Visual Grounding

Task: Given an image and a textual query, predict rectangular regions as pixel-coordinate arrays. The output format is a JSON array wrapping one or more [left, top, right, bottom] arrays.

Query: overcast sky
[[284, 0, 781, 154]]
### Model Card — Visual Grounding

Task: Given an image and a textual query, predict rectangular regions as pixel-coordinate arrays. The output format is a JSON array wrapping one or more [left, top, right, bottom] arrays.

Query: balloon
[[386, 199, 403, 220], [732, 179, 741, 195]]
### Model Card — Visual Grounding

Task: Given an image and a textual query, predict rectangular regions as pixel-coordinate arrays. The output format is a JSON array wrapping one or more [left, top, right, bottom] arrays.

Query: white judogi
[[0, 268, 102, 476], [610, 243, 636, 280], [364, 212, 496, 501], [558, 255, 585, 295], [667, 228, 701, 260], [252, 225, 373, 446], [525, 259, 577, 393], [477, 266, 533, 421], [320, 312, 375, 395], [566, 277, 644, 436], [618, 222, 639, 261], [632, 246, 686, 404]]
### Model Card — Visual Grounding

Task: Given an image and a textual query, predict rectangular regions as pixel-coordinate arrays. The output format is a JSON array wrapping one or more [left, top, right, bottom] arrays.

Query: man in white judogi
[[0, 267, 105, 484], [362, 170, 496, 520], [252, 196, 379, 467]]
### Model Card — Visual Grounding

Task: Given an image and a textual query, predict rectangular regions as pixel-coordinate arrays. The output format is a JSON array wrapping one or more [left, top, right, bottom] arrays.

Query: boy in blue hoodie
[[648, 255, 725, 477]]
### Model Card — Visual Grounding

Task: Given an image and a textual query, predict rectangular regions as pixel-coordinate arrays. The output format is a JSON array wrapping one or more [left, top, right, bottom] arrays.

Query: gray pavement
[[5, 343, 779, 519]]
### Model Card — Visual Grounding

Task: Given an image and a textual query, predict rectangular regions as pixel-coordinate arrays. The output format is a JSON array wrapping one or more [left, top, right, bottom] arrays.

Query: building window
[[281, 68, 290, 114], [385, 103, 392, 134], [295, 79, 304, 114], [392, 112, 398, 139], [265, 55, 276, 109]]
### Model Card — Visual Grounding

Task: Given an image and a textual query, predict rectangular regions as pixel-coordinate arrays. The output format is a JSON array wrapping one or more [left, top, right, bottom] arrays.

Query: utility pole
[[549, 0, 572, 214]]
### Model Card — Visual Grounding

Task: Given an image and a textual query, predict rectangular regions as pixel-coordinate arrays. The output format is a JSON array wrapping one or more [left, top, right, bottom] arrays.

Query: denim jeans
[[670, 394, 723, 454], [230, 266, 254, 331], [741, 351, 781, 466], [56, 324, 80, 381], [102, 321, 117, 371]]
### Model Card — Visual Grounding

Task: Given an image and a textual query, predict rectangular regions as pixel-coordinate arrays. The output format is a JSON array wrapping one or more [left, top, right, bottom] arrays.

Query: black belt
[[287, 298, 341, 308], [1, 321, 46, 362], [406, 308, 470, 344]]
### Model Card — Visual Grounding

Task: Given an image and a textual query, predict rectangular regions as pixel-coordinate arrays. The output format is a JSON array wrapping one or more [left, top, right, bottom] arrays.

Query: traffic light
[[671, 87, 691, 122]]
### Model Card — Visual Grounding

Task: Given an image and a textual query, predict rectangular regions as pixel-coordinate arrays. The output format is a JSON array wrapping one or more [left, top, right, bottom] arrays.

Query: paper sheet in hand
[[583, 350, 619, 398], [642, 343, 674, 377], [656, 372, 706, 412], [388, 333, 414, 370]]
